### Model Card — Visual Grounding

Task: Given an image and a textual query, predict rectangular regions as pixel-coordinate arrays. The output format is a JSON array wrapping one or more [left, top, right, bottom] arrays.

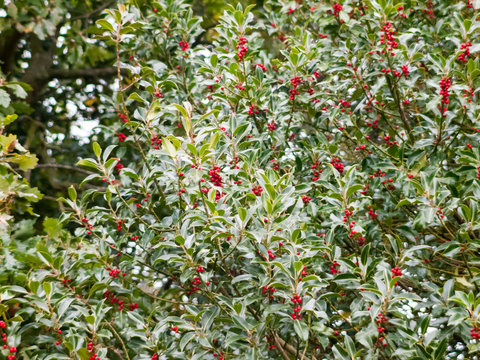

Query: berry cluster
[[396, 5, 407, 18], [424, 0, 435, 18], [179, 40, 189, 51], [236, 37, 248, 61], [81, 217, 94, 235], [229, 156, 240, 169], [311, 161, 322, 181], [103, 290, 138, 311], [330, 261, 340, 274], [87, 342, 97, 360], [117, 132, 127, 142], [391, 267, 402, 285], [382, 177, 396, 191], [188, 276, 202, 294], [116, 219, 125, 231], [61, 278, 72, 287], [252, 185, 263, 196], [150, 135, 162, 149], [212, 352, 224, 360], [286, 7, 295, 15], [267, 121, 277, 131], [471, 327, 480, 339], [0, 321, 15, 360], [118, 112, 128, 123], [289, 76, 301, 100], [234, 82, 245, 91], [290, 294, 303, 320], [330, 158, 344, 173], [114, 161, 124, 173], [366, 115, 379, 128], [208, 166, 223, 187], [253, 63, 267, 71], [436, 207, 445, 219], [299, 265, 308, 281], [302, 195, 312, 204], [379, 22, 398, 52], [367, 206, 378, 220], [338, 99, 351, 111], [375, 313, 389, 347], [343, 209, 353, 223], [107, 268, 124, 278], [381, 67, 403, 77], [370, 169, 386, 178], [332, 3, 343, 16], [262, 285, 277, 299], [177, 188, 186, 196], [458, 41, 472, 62], [248, 105, 260, 115], [463, 87, 474, 103], [270, 159, 279, 170], [439, 77, 451, 117]]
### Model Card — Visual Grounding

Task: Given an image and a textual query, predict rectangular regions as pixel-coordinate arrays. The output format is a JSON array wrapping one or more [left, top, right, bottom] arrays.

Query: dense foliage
[[2, 0, 480, 359]]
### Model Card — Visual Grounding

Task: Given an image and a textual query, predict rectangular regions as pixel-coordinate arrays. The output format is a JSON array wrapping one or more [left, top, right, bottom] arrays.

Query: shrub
[[2, 0, 480, 359]]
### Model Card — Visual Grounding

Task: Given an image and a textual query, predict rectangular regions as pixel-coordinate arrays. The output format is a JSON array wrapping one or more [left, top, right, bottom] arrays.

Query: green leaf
[[17, 153, 39, 171], [210, 54, 218, 68], [5, 84, 27, 99], [361, 244, 370, 266], [43, 217, 62, 239], [162, 138, 176, 157], [293, 319, 309, 341], [77, 348, 92, 360], [0, 89, 11, 108], [68, 186, 77, 201], [420, 315, 430, 335], [346, 184, 363, 198], [265, 183, 276, 200], [238, 207, 246, 222], [92, 142, 101, 157], [180, 332, 196, 351], [345, 335, 356, 358], [56, 297, 74, 319], [0, 114, 17, 127], [294, 261, 303, 273], [85, 315, 95, 325], [173, 104, 189, 122], [291, 229, 301, 243], [233, 10, 244, 26], [127, 92, 146, 103], [77, 159, 98, 170], [175, 235, 185, 246], [43, 282, 52, 297], [96, 19, 114, 32], [434, 338, 447, 360]]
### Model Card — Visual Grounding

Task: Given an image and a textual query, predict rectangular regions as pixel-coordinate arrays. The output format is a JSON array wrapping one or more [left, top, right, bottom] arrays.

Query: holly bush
[[2, 0, 480, 359]]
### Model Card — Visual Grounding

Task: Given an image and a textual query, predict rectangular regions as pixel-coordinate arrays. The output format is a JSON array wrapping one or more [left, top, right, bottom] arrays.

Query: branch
[[275, 334, 316, 360], [34, 163, 95, 175], [273, 334, 291, 360], [49, 67, 122, 80], [70, 1, 115, 21]]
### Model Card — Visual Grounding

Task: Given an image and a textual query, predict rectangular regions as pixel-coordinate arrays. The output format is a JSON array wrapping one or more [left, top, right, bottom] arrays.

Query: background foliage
[[2, 0, 480, 359]]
